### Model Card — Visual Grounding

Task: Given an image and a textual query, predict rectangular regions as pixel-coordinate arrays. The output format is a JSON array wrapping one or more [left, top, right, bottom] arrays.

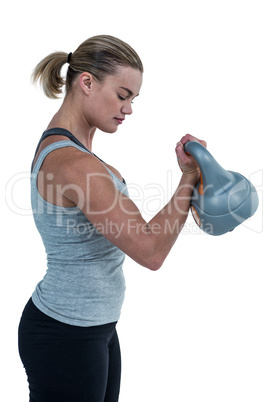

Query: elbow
[[139, 237, 166, 271], [147, 261, 163, 271], [143, 254, 164, 271], [133, 231, 166, 271], [134, 253, 163, 271]]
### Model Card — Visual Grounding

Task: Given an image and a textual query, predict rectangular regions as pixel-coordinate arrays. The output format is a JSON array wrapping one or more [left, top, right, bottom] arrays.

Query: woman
[[18, 34, 206, 401]]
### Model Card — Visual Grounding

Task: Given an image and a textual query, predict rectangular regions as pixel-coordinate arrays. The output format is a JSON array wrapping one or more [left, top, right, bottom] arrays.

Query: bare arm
[[60, 134, 205, 270]]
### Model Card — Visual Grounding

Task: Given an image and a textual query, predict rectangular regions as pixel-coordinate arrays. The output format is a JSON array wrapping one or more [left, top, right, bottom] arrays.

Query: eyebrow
[[119, 86, 139, 97]]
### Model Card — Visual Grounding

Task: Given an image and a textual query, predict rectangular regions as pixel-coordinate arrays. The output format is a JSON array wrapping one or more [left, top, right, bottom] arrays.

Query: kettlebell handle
[[183, 141, 233, 194], [183, 141, 205, 195]]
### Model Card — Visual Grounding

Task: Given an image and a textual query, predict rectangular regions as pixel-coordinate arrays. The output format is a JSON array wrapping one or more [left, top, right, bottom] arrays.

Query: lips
[[114, 117, 125, 124]]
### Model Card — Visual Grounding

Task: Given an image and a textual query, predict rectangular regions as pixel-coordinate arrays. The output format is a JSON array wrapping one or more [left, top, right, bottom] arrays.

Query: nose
[[121, 101, 133, 115]]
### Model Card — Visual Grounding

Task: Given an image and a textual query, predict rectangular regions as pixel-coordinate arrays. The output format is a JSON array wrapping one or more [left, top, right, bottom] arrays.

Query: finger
[[180, 134, 197, 145], [180, 134, 207, 148], [176, 142, 191, 164]]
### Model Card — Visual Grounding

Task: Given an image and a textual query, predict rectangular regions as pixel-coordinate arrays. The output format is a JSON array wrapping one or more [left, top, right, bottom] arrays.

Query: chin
[[100, 127, 118, 134]]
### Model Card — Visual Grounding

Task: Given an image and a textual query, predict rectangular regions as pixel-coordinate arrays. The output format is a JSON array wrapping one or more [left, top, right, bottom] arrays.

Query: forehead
[[106, 66, 143, 95]]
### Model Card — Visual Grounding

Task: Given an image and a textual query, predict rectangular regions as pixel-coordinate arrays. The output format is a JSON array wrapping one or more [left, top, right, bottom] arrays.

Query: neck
[[46, 95, 96, 152]]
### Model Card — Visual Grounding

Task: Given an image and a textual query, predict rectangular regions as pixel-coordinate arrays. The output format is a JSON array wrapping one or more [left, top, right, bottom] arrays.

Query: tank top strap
[[31, 128, 126, 185], [31, 128, 106, 172], [41, 128, 90, 152], [31, 141, 89, 176]]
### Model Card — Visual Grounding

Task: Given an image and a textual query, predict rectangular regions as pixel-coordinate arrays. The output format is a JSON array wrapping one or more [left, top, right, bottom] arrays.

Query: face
[[81, 66, 143, 133]]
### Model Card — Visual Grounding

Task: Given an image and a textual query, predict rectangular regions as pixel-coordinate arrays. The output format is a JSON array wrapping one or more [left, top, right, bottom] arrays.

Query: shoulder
[[52, 145, 124, 184], [35, 137, 109, 187], [45, 144, 109, 181], [57, 148, 123, 212]]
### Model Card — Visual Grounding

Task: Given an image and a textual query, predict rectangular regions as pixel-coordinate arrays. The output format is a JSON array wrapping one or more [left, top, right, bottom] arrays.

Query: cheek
[[103, 94, 119, 111], [85, 91, 121, 131]]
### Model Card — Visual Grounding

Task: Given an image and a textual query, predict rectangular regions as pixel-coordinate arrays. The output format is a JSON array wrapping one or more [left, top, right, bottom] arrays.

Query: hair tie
[[67, 52, 72, 64]]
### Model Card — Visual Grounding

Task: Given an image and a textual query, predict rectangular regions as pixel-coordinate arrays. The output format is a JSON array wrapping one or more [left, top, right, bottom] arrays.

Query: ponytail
[[32, 52, 68, 99]]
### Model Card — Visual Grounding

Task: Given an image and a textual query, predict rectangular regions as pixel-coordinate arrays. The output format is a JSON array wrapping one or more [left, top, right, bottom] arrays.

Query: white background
[[2, 0, 267, 401]]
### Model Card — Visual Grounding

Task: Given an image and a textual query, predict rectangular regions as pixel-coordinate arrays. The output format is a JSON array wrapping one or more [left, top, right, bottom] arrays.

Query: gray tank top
[[31, 139, 128, 327]]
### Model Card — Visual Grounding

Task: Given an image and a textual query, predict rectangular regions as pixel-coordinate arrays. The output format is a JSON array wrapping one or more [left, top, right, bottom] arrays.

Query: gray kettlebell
[[184, 141, 259, 235]]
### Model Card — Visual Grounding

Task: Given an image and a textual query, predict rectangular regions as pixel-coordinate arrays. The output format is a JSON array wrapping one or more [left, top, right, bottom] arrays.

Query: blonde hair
[[32, 35, 143, 99]]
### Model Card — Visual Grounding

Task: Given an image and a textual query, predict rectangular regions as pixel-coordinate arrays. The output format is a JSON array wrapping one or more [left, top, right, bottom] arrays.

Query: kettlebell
[[183, 141, 259, 236]]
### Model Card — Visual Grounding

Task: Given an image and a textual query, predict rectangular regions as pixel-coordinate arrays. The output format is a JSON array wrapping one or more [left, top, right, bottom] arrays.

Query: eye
[[118, 95, 126, 101], [118, 94, 135, 104]]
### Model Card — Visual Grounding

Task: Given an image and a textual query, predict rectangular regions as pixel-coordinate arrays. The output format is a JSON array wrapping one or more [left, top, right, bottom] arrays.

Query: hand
[[175, 133, 207, 175]]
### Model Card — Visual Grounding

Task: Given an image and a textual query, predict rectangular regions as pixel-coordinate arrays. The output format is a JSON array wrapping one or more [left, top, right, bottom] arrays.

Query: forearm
[[146, 171, 199, 269]]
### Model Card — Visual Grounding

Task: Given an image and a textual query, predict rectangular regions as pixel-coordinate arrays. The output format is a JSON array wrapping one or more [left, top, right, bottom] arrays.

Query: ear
[[80, 72, 94, 94]]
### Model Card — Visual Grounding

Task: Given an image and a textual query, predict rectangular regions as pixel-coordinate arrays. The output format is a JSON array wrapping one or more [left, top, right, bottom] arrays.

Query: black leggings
[[18, 299, 121, 402]]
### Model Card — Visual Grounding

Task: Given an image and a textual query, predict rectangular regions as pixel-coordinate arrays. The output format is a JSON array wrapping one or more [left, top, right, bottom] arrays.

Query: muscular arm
[[57, 135, 204, 270]]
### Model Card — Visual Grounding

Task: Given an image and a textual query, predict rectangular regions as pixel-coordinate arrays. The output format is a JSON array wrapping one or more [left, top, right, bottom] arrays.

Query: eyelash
[[118, 95, 134, 104]]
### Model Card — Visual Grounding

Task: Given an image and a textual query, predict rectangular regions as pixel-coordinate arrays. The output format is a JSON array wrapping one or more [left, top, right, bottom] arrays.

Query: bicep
[[62, 156, 155, 268]]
